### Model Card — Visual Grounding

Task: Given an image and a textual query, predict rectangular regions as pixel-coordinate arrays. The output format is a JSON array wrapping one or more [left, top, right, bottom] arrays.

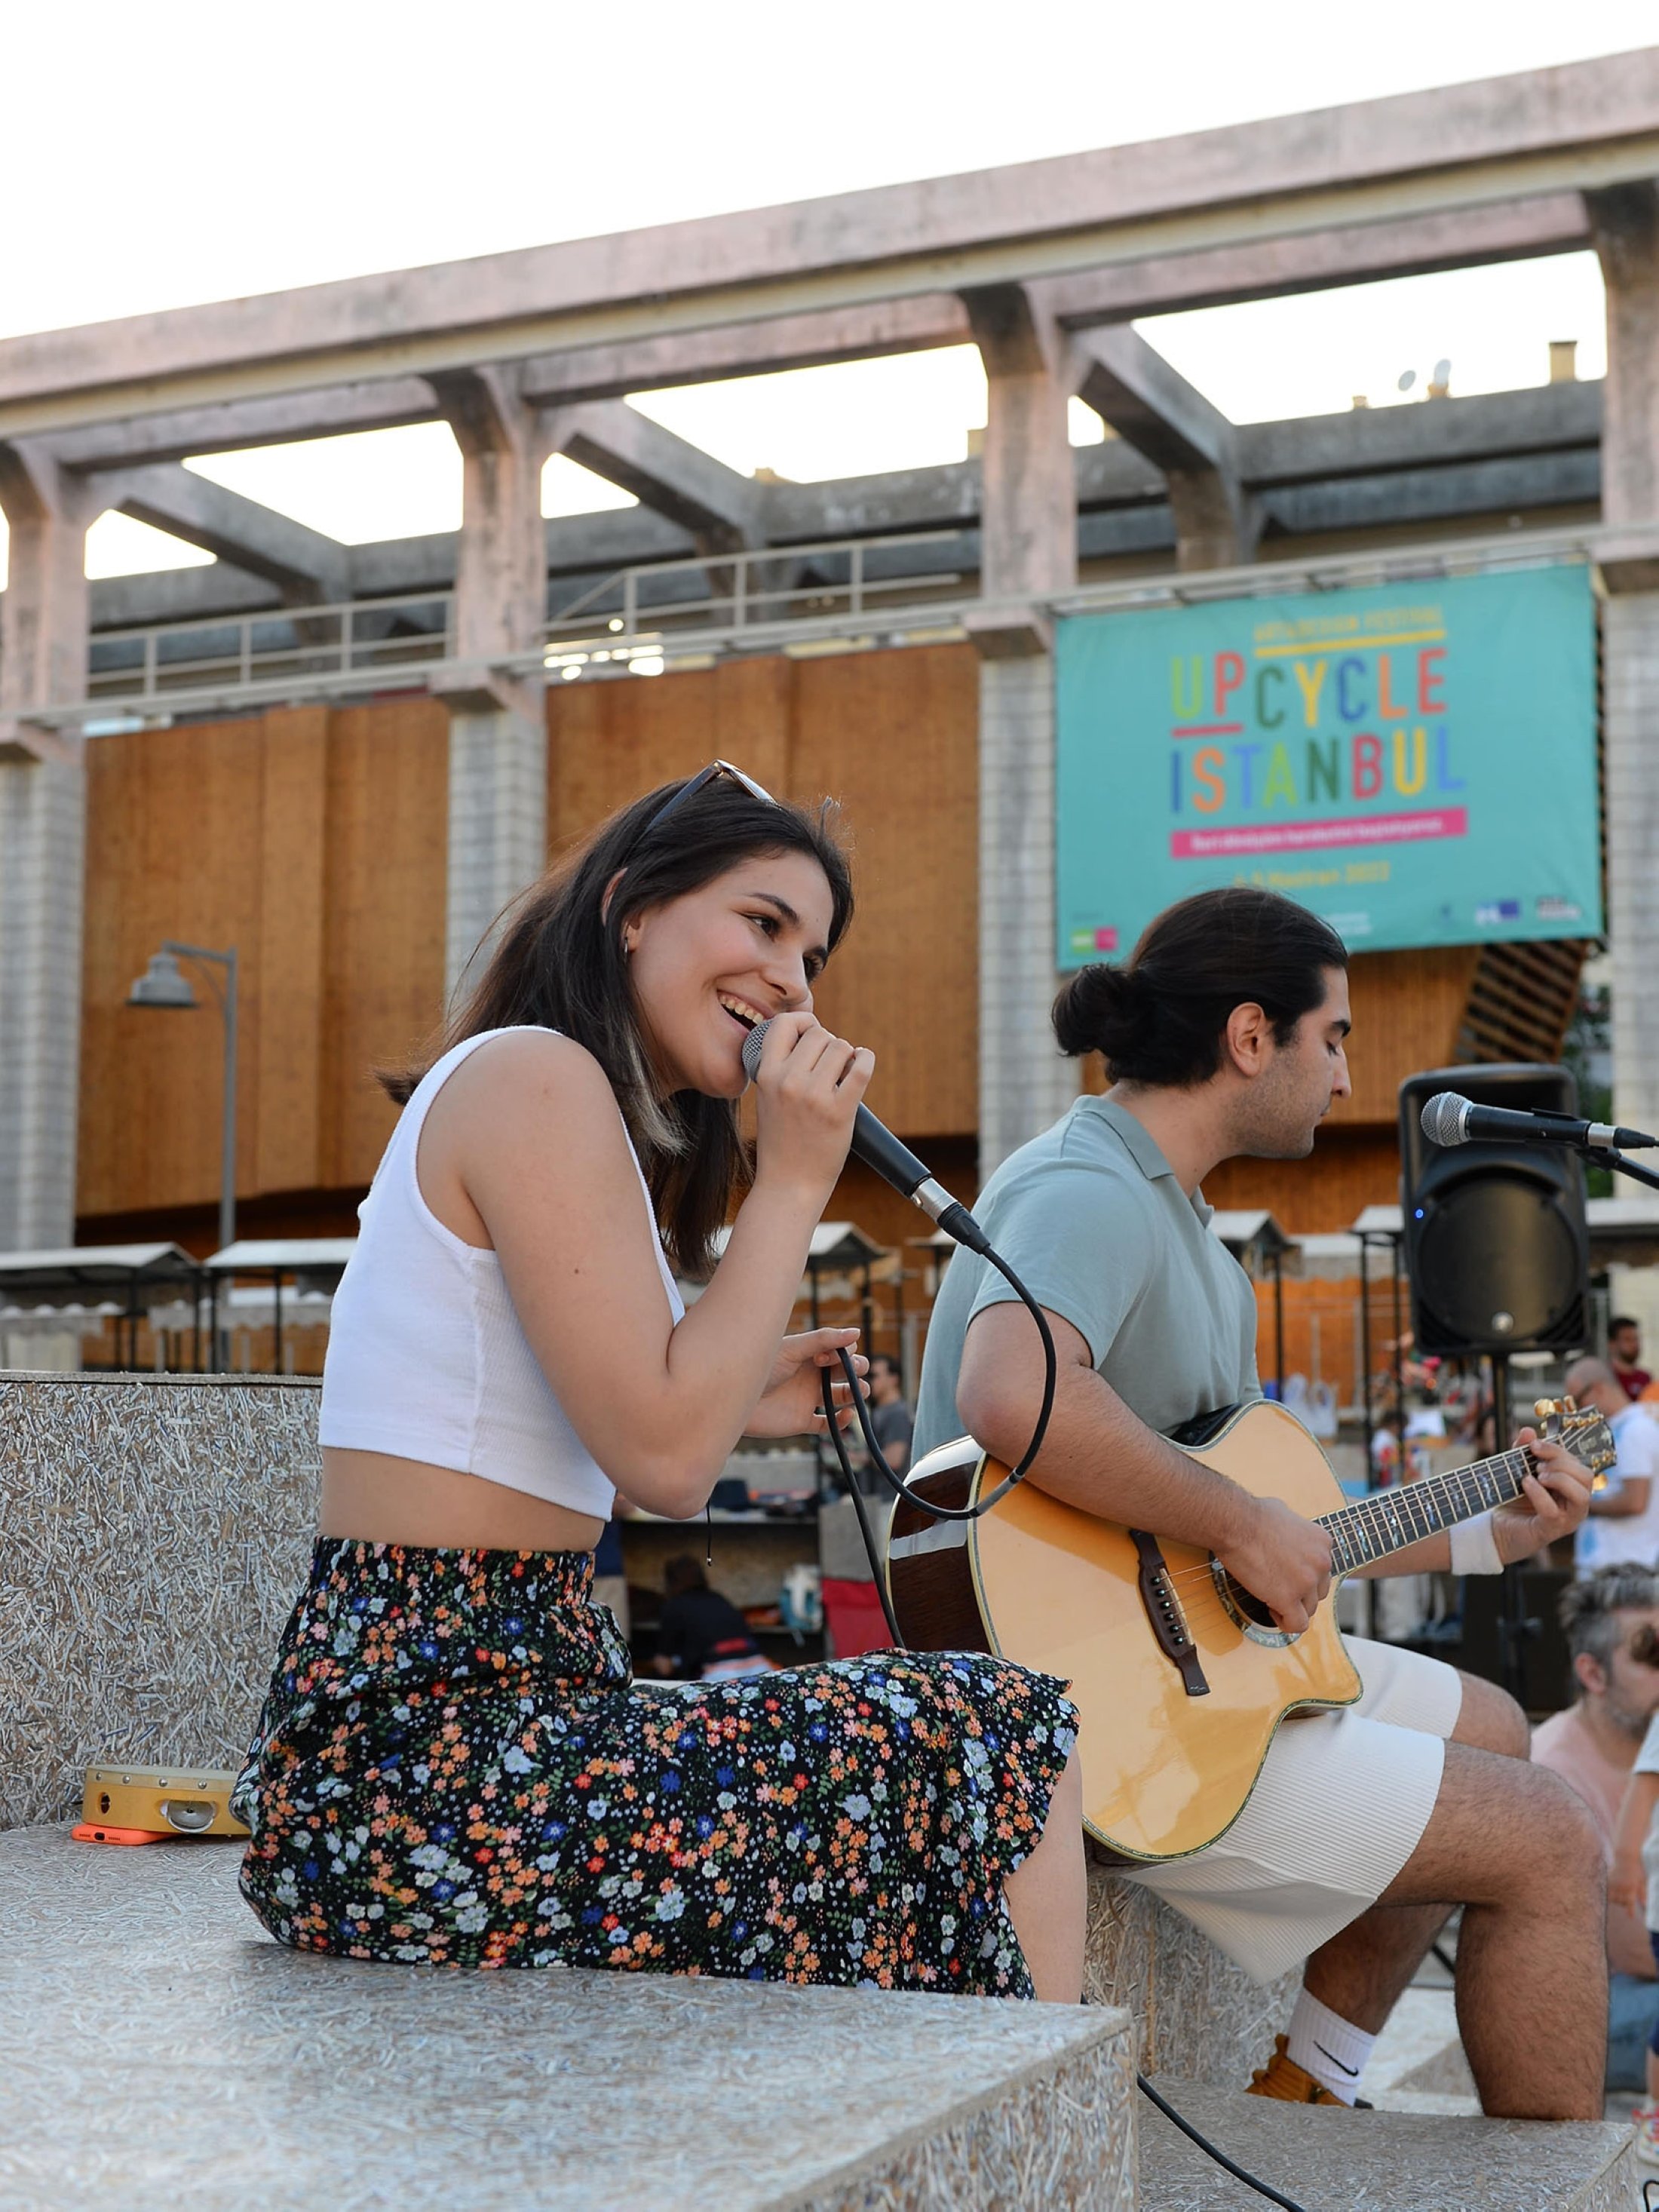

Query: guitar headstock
[[1532, 1396, 1617, 1479]]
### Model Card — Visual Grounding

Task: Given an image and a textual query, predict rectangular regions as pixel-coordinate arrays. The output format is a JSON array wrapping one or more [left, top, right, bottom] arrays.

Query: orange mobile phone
[[72, 1822, 171, 1846]]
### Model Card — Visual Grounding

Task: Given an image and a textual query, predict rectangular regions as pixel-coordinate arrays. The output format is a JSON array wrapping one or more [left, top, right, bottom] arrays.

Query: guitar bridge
[[1129, 1529, 1210, 1697]]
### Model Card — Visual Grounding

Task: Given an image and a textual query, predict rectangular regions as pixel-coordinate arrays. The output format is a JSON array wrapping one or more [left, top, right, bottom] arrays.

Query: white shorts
[[1126, 1636, 1463, 1983]]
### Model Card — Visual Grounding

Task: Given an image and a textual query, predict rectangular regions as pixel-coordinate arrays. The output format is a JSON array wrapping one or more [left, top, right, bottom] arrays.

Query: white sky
[[1, 0, 1651, 585]]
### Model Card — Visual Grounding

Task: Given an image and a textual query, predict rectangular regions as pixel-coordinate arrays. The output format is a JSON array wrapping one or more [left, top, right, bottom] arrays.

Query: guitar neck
[[1316, 1446, 1537, 1575]]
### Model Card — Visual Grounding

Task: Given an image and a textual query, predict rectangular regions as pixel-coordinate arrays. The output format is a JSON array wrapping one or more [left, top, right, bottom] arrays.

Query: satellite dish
[[1397, 369, 1417, 393], [1433, 357, 1452, 385]]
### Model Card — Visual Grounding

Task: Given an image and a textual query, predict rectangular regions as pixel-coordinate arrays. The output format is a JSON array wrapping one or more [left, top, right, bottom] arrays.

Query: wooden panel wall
[[546, 643, 980, 1138], [79, 697, 447, 1227], [77, 644, 1537, 1253]]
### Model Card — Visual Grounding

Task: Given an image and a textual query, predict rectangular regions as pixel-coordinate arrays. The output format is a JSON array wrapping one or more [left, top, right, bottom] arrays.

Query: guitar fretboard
[[1314, 1447, 1537, 1575]]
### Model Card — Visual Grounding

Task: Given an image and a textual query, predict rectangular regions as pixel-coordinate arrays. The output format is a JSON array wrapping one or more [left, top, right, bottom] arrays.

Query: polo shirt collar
[[1084, 1096, 1216, 1225]]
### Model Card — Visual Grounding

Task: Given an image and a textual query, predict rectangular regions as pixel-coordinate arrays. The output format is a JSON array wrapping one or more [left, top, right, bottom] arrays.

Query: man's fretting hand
[[1214, 1496, 1333, 1637]]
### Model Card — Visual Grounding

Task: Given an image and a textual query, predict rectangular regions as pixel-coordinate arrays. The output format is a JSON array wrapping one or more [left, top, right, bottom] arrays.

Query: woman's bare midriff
[[320, 1445, 606, 1554]]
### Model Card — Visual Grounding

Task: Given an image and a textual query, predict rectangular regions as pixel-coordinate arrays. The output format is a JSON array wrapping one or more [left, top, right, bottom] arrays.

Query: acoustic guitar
[[885, 1397, 1613, 1864]]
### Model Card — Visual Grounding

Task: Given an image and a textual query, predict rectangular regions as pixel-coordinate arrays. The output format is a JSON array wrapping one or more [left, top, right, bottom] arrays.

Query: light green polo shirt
[[912, 1095, 1261, 1458]]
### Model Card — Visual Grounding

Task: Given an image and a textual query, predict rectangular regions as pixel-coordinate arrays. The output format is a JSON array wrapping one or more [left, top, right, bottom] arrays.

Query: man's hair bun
[[1052, 963, 1146, 1059]]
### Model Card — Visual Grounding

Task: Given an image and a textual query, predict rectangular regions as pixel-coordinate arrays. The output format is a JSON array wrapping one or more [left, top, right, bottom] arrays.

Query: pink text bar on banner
[[1170, 808, 1469, 861]]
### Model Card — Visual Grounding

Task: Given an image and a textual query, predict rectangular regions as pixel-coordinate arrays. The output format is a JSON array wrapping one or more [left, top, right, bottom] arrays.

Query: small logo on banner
[[1535, 895, 1584, 922], [1069, 925, 1118, 959], [1474, 900, 1523, 925]]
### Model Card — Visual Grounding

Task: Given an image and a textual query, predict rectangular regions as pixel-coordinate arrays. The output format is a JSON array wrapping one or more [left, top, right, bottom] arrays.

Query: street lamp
[[127, 940, 240, 1255]]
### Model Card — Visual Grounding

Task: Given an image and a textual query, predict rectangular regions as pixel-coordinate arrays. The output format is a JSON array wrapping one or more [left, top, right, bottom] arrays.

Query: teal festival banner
[[1054, 563, 1600, 966]]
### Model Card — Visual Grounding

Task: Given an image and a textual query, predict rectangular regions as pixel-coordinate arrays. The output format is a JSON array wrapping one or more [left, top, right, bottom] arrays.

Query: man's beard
[[1607, 1688, 1655, 1741]]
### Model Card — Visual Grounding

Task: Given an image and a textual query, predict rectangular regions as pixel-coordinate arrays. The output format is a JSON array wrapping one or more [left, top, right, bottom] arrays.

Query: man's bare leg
[[1301, 1673, 1529, 2037], [1357, 1743, 1605, 2118]]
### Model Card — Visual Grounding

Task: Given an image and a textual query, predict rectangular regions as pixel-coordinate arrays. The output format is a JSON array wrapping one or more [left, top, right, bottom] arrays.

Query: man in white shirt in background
[[1567, 1358, 1659, 1575]]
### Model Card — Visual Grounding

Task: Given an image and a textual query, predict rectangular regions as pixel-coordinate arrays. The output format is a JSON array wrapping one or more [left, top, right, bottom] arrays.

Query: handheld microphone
[[1420, 1091, 1657, 1152], [741, 1018, 992, 1253]]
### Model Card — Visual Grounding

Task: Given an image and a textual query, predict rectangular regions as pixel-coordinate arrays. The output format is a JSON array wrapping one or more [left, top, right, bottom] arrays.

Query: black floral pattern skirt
[[232, 1541, 1078, 1997]]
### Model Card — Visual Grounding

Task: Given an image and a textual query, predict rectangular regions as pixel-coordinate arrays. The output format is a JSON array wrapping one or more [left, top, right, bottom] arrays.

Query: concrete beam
[[544, 400, 762, 550], [1071, 326, 1233, 476], [521, 297, 970, 405], [1238, 380, 1601, 483], [1070, 327, 1256, 569], [0, 442, 95, 1249], [1038, 193, 1590, 330], [2, 54, 1656, 438], [23, 379, 1599, 637], [1591, 183, 1659, 526], [1259, 449, 1599, 536], [42, 379, 438, 474], [107, 464, 350, 600]]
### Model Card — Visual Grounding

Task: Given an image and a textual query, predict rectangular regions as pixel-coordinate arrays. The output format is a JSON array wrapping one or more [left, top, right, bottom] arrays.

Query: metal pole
[[1359, 1233, 1374, 1486], [219, 950, 238, 1256]]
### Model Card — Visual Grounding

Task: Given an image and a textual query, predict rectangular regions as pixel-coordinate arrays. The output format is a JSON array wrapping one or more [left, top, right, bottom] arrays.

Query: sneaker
[[1246, 2034, 1372, 2109], [1633, 2103, 1659, 2167]]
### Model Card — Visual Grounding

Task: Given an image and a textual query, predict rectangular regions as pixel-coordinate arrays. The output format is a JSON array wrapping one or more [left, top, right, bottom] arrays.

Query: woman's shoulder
[[431, 1028, 625, 1140]]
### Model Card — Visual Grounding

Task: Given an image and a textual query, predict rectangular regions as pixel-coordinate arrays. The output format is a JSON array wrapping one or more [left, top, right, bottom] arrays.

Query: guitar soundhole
[[1210, 1562, 1301, 1648]]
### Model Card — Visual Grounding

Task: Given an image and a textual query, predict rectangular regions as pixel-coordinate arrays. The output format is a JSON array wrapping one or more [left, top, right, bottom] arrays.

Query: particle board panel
[[546, 656, 793, 857], [252, 707, 329, 1195], [789, 645, 979, 1140], [79, 716, 270, 1219], [317, 696, 448, 1190]]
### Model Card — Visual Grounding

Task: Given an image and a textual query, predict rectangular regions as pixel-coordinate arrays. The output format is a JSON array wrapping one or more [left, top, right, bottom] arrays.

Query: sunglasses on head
[[639, 760, 777, 841]]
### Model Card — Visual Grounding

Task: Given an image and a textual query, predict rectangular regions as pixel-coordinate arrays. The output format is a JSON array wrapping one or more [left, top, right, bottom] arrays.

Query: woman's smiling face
[[623, 848, 837, 1097]]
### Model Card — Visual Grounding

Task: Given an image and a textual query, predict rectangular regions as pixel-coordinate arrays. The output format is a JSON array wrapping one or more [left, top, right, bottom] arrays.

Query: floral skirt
[[232, 1541, 1077, 1997]]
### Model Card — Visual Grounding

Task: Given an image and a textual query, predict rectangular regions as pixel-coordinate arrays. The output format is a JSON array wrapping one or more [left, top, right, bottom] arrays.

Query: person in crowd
[[1611, 1318, 1654, 1404], [1565, 1358, 1659, 1575], [1532, 1569, 1659, 2091], [1612, 1676, 1659, 2164], [861, 1351, 913, 1483], [233, 765, 1082, 1999], [914, 885, 1602, 2118], [649, 1554, 769, 1680]]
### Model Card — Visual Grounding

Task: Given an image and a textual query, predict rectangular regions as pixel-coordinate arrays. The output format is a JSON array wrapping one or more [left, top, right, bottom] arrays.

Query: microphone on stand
[[741, 1017, 992, 1253], [1420, 1091, 1657, 1152]]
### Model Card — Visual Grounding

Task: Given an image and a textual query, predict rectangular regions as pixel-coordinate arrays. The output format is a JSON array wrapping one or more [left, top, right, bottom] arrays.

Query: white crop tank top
[[319, 1026, 685, 1515]]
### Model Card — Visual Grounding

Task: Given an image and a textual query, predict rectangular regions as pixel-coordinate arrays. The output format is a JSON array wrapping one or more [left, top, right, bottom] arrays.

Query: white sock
[[1285, 1991, 1375, 2105]]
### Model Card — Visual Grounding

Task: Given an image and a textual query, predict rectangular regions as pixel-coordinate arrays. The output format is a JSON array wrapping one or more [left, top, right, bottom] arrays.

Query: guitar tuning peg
[[1533, 1397, 1562, 1420]]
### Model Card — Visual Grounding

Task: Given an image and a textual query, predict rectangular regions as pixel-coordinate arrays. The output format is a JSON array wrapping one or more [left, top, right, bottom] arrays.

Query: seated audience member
[[1611, 1318, 1654, 1404], [1533, 1567, 1659, 2088], [650, 1554, 771, 1680], [1566, 1358, 1659, 1574]]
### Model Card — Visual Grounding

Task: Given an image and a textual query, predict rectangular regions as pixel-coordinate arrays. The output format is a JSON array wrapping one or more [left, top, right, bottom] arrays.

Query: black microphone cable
[[805, 1212, 1321, 2212]]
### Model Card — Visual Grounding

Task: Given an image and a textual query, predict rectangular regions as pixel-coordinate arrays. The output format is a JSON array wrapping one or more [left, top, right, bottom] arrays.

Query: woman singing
[[234, 763, 1083, 1999]]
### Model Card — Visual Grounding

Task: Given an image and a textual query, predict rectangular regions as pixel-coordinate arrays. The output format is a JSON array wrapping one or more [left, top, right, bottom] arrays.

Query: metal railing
[[43, 529, 977, 725], [84, 587, 453, 710]]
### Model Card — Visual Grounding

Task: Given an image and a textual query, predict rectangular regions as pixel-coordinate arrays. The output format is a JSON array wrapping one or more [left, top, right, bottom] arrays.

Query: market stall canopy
[[1209, 1210, 1297, 1276], [0, 1244, 202, 1308], [204, 1238, 357, 1287]]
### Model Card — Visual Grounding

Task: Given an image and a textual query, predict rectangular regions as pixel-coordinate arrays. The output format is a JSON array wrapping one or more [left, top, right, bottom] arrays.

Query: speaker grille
[[1413, 1173, 1585, 1351]]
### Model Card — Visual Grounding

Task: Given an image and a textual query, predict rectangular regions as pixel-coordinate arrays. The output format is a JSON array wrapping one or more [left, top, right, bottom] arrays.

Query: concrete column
[[433, 367, 554, 999], [963, 287, 1079, 1178], [1592, 186, 1659, 1351], [0, 443, 99, 1249]]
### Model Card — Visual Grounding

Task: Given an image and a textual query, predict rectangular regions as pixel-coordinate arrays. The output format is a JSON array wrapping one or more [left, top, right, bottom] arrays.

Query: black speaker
[[1398, 1063, 1590, 1358]]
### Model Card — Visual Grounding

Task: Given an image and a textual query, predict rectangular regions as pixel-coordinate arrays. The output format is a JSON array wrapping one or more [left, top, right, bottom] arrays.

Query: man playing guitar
[[912, 887, 1605, 2120]]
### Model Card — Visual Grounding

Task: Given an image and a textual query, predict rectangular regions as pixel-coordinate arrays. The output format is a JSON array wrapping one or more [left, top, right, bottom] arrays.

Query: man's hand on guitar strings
[[1214, 1495, 1334, 1637], [1492, 1424, 1596, 1562]]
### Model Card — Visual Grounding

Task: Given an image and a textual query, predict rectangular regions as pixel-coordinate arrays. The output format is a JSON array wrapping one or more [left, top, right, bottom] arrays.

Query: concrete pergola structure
[[5, 52, 1659, 1249]]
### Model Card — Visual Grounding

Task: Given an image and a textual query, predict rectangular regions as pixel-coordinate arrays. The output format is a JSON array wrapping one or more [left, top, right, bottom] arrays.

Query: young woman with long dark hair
[[234, 765, 1083, 1999]]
